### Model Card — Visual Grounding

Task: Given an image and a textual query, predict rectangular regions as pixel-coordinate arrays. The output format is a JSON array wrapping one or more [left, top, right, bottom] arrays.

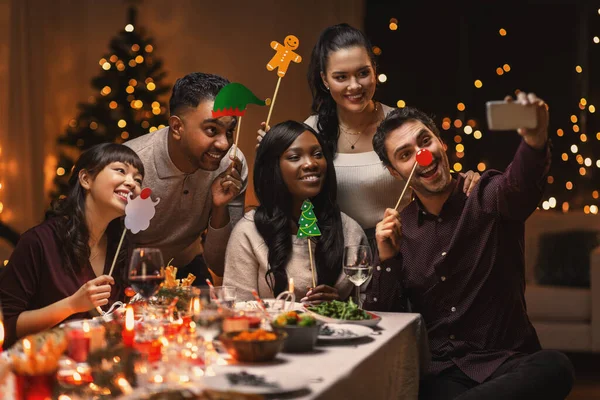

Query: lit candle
[[0, 320, 4, 352], [122, 306, 135, 347], [66, 323, 90, 363], [191, 298, 201, 315], [23, 338, 31, 357], [289, 278, 294, 293]]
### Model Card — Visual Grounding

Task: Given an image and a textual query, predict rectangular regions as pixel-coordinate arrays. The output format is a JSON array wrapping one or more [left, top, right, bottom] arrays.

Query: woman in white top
[[260, 24, 479, 254], [225, 121, 368, 303]]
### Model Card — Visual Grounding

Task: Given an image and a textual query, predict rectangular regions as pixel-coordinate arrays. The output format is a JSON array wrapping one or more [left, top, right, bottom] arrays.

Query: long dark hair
[[307, 23, 377, 154], [46, 143, 145, 285], [254, 121, 344, 296]]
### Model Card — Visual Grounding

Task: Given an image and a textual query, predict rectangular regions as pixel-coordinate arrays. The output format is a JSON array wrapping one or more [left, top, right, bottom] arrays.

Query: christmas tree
[[297, 199, 321, 238], [51, 6, 170, 200]]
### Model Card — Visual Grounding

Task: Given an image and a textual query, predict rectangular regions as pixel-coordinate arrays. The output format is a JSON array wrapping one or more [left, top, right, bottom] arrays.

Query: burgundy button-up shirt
[[365, 140, 550, 383]]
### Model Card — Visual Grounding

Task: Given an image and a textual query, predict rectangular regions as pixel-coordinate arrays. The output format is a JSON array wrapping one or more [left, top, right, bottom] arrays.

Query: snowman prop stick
[[394, 149, 433, 210], [297, 200, 321, 288], [97, 188, 160, 315]]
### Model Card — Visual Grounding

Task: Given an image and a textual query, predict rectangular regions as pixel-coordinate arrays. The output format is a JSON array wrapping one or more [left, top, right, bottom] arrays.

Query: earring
[[324, 84, 330, 91]]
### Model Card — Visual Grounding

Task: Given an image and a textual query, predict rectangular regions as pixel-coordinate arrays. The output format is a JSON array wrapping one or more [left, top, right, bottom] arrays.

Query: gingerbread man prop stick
[[265, 35, 303, 128]]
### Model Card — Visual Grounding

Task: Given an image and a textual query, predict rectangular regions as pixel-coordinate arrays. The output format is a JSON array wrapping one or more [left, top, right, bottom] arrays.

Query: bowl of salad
[[305, 298, 381, 327], [271, 311, 321, 353]]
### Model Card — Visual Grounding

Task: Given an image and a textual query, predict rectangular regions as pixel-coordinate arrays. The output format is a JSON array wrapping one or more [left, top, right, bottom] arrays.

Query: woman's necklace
[[338, 102, 380, 150]]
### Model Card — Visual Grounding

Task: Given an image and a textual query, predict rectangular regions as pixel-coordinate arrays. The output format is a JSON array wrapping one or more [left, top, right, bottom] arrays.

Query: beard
[[405, 151, 453, 196]]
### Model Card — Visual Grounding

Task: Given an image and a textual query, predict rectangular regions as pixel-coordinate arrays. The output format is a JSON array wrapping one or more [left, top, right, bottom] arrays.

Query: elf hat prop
[[212, 82, 270, 118]]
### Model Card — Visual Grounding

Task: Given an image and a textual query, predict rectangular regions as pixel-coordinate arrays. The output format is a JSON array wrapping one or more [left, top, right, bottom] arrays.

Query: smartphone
[[486, 101, 538, 131]]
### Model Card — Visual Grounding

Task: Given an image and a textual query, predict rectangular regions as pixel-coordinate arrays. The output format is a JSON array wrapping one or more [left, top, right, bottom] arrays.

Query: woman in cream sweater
[[224, 121, 368, 303]]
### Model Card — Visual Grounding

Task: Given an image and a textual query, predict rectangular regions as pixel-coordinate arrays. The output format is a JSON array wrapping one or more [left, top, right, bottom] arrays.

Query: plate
[[235, 299, 304, 314], [318, 323, 373, 341], [203, 366, 311, 394], [303, 308, 382, 327]]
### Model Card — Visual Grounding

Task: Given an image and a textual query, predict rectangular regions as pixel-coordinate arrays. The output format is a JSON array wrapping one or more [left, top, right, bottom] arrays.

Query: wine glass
[[128, 248, 165, 301], [343, 245, 373, 308]]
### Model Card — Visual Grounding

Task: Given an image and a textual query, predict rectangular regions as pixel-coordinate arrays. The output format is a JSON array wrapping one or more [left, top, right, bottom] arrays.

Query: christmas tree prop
[[212, 83, 269, 159], [395, 149, 433, 210], [264, 35, 303, 127], [52, 6, 170, 200], [297, 199, 321, 287]]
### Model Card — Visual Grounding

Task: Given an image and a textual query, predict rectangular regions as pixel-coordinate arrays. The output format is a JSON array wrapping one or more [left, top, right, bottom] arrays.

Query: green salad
[[307, 298, 372, 320]]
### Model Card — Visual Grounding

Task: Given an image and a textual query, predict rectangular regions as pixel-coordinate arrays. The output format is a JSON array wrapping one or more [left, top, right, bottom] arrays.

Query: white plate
[[318, 323, 373, 341], [235, 299, 304, 313], [203, 366, 311, 394]]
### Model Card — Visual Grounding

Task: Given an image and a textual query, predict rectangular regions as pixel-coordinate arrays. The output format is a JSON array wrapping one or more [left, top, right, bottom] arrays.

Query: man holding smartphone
[[367, 93, 574, 399]]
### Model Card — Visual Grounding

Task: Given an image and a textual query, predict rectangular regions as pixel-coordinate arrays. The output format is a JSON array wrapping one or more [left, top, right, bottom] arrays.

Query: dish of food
[[305, 299, 381, 327]]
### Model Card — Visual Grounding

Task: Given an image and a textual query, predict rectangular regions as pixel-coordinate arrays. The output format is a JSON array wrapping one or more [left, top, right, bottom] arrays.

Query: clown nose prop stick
[[394, 149, 433, 210]]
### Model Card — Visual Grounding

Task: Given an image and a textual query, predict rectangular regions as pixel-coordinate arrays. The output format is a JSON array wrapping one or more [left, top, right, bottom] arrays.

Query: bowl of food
[[271, 311, 321, 353], [305, 298, 382, 327], [218, 329, 287, 363]]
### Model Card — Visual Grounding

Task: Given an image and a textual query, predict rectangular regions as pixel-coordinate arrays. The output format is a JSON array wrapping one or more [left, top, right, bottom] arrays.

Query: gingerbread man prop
[[266, 35, 302, 78]]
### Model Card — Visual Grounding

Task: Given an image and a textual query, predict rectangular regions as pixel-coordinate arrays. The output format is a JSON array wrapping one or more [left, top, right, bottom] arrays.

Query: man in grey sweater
[[125, 72, 247, 283]]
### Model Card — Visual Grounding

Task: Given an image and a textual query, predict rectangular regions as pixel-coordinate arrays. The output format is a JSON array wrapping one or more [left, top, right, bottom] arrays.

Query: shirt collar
[[415, 174, 466, 226], [153, 127, 187, 179]]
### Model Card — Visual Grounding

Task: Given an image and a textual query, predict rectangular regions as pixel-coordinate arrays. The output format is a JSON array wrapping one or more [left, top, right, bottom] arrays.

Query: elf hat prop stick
[[265, 34, 302, 127], [394, 149, 433, 210], [212, 83, 269, 158], [297, 199, 321, 288]]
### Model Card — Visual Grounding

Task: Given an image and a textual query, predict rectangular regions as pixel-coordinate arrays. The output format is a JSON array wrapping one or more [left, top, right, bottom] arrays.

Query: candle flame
[[23, 338, 31, 351], [73, 372, 82, 382], [192, 298, 201, 314], [125, 306, 134, 330], [0, 321, 4, 348], [82, 321, 90, 333], [289, 277, 294, 293], [116, 376, 133, 394]]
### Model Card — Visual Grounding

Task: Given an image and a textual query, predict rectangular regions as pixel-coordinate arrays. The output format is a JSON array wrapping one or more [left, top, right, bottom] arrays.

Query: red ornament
[[416, 149, 433, 167], [140, 188, 152, 200]]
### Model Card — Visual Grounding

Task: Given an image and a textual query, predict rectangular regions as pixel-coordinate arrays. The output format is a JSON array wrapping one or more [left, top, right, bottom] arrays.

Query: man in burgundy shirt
[[367, 93, 574, 399]]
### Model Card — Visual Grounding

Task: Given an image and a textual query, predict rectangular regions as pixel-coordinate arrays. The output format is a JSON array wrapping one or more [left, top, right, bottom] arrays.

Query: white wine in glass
[[343, 245, 373, 308]]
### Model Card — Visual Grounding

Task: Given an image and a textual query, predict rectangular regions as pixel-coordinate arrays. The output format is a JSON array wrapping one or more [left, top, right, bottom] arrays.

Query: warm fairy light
[[456, 152, 464, 159], [464, 126, 473, 134], [442, 120, 450, 130], [597, 132, 600, 140], [547, 176, 554, 184], [145, 44, 153, 52], [477, 162, 486, 172], [542, 201, 550, 210], [576, 65, 582, 73], [467, 119, 476, 127], [454, 119, 462, 128], [125, 24, 134, 32], [573, 125, 580, 132], [579, 167, 586, 176], [149, 126, 158, 133], [576, 155, 583, 164], [496, 67, 504, 75], [101, 86, 111, 96], [453, 163, 463, 172], [549, 197, 557, 208], [590, 105, 596, 113], [128, 79, 137, 87], [556, 129, 564, 137], [571, 115, 578, 123], [502, 64, 511, 72], [89, 122, 98, 130], [579, 103, 586, 110], [142, 121, 150, 129], [594, 191, 599, 199], [377, 74, 387, 83], [455, 144, 464, 152], [153, 374, 163, 383], [457, 103, 466, 111], [597, 160, 600, 168], [109, 101, 118, 109], [372, 46, 382, 55], [566, 181, 573, 190], [584, 205, 590, 214], [3, 260, 7, 267], [102, 62, 111, 70], [396, 100, 406, 108], [562, 202, 569, 213], [474, 130, 482, 139], [135, 55, 144, 63], [389, 18, 398, 30], [580, 134, 588, 142], [191, 297, 201, 315], [121, 132, 129, 140], [131, 44, 140, 52], [133, 100, 143, 109], [561, 153, 568, 161], [289, 278, 294, 293], [152, 101, 160, 108], [591, 205, 599, 215], [116, 62, 126, 71], [109, 55, 118, 63], [57, 167, 66, 176], [474, 79, 483, 88], [125, 306, 134, 331], [99, 58, 106, 66], [118, 119, 127, 128], [571, 144, 579, 153], [129, 59, 137, 67], [152, 108, 161, 115], [146, 82, 156, 91], [581, 98, 587, 106], [126, 85, 135, 94], [499, 28, 507, 36], [69, 119, 77, 128], [595, 36, 600, 44], [454, 135, 462, 143]]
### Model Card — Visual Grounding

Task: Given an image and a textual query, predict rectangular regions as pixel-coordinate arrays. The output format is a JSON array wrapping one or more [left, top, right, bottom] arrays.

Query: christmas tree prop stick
[[212, 83, 268, 159], [265, 77, 282, 128], [394, 149, 433, 211], [297, 199, 321, 288], [264, 35, 302, 128]]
